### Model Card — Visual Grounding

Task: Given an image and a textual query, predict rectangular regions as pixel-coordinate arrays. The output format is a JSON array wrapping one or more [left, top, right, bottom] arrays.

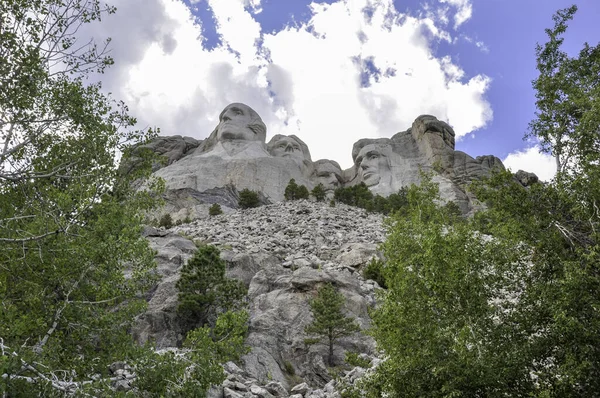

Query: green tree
[[296, 184, 309, 200], [366, 6, 600, 394], [133, 310, 249, 397], [209, 203, 223, 216], [285, 178, 310, 201], [305, 283, 360, 366], [284, 178, 299, 200], [0, 0, 164, 395], [366, 178, 535, 397], [311, 183, 327, 202], [238, 188, 260, 209], [528, 4, 600, 176], [176, 245, 247, 333]]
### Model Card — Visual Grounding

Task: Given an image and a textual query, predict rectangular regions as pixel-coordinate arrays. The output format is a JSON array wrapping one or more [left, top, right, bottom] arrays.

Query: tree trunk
[[328, 330, 334, 367]]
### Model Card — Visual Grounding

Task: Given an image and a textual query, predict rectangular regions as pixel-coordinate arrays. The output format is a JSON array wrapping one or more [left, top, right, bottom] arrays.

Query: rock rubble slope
[[134, 200, 388, 396]]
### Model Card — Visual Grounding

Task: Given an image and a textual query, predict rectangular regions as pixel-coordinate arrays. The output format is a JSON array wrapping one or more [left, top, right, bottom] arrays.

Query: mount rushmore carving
[[126, 102, 524, 218]]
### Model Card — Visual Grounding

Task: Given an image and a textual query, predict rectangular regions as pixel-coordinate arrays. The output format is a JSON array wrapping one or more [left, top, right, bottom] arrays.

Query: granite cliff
[[125, 103, 531, 222], [123, 103, 537, 397]]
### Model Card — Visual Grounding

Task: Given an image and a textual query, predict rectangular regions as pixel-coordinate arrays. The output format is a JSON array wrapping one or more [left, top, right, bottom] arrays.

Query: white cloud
[[439, 0, 473, 29], [82, 0, 492, 169], [503, 146, 557, 182]]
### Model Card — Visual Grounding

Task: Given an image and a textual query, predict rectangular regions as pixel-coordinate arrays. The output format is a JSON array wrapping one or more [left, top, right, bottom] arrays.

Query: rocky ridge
[[133, 200, 389, 397]]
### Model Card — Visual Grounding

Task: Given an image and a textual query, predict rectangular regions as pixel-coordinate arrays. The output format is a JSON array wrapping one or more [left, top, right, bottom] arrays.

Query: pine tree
[[305, 283, 360, 366], [311, 183, 327, 202], [176, 245, 246, 333], [284, 178, 299, 200]]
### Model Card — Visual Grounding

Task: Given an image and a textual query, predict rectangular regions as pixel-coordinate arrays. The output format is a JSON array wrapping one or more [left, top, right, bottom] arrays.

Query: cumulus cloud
[[82, 0, 492, 168], [439, 0, 473, 29], [503, 146, 557, 182]]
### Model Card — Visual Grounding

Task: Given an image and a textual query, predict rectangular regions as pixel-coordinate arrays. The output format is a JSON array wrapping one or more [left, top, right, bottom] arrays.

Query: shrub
[[362, 258, 387, 289], [345, 352, 371, 368], [209, 203, 223, 216], [159, 213, 173, 229], [329, 199, 336, 207], [238, 188, 260, 209], [284, 361, 295, 376]]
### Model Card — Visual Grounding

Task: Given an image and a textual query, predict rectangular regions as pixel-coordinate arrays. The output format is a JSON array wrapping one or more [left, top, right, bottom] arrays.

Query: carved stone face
[[216, 103, 266, 142], [269, 136, 305, 161], [313, 161, 342, 191], [355, 144, 391, 187], [267, 135, 311, 165]]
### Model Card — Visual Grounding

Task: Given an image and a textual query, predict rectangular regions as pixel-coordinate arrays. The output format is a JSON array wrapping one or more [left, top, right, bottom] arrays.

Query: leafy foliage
[[305, 283, 360, 366], [0, 0, 164, 395], [209, 203, 223, 216], [366, 7, 600, 394], [367, 177, 534, 396], [132, 310, 249, 397], [311, 183, 327, 202], [345, 352, 371, 369], [238, 188, 260, 209], [527, 4, 600, 176], [176, 245, 247, 333]]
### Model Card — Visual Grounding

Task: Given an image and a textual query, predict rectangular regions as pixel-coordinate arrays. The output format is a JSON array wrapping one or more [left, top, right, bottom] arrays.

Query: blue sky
[[89, 0, 599, 180]]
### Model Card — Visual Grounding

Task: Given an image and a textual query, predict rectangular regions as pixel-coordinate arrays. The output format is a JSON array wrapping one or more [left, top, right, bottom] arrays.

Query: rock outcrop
[[133, 200, 384, 393], [133, 103, 532, 220], [120, 103, 544, 397]]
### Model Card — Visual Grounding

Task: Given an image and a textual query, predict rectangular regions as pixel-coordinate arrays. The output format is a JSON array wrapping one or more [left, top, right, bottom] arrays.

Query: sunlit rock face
[[151, 104, 313, 216], [137, 103, 519, 219]]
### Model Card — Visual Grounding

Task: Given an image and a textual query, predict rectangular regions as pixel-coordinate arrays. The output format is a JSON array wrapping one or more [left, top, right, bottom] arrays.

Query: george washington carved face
[[215, 103, 267, 142]]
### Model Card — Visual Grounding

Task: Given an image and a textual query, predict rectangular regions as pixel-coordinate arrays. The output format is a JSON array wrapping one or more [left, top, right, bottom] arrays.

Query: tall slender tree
[[305, 283, 360, 366]]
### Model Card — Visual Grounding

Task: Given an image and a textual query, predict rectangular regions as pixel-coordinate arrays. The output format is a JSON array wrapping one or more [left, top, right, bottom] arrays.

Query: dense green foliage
[[305, 283, 360, 366], [365, 6, 600, 396], [311, 183, 327, 201], [0, 0, 165, 395], [284, 178, 310, 200], [209, 203, 223, 216], [362, 258, 387, 289], [367, 178, 533, 396], [133, 310, 249, 397], [0, 1, 249, 395], [238, 188, 260, 209], [334, 183, 409, 215], [176, 245, 247, 333]]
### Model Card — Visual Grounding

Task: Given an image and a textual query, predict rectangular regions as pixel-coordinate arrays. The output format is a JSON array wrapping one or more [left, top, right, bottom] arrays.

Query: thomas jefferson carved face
[[269, 137, 304, 160], [267, 135, 311, 163], [215, 103, 267, 142], [313, 160, 342, 191], [355, 144, 391, 187]]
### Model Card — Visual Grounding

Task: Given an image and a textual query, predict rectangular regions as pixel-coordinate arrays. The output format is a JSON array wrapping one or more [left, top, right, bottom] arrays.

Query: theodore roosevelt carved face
[[312, 160, 343, 191]]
